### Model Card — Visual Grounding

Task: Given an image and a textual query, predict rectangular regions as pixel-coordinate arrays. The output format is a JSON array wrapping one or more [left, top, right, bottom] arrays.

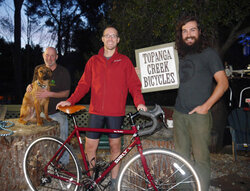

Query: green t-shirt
[[175, 48, 224, 114]]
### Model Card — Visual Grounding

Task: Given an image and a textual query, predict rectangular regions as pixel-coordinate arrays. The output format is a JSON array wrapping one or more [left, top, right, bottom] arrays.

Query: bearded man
[[173, 16, 228, 191]]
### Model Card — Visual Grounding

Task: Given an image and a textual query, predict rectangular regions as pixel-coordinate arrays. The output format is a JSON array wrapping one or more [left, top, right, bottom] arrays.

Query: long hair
[[175, 15, 211, 58]]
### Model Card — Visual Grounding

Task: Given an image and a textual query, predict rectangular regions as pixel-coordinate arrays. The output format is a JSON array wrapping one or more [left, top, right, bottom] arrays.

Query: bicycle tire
[[23, 136, 82, 191], [117, 148, 201, 191]]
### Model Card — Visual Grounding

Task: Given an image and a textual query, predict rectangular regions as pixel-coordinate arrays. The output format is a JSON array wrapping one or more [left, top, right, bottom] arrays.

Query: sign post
[[135, 42, 179, 93]]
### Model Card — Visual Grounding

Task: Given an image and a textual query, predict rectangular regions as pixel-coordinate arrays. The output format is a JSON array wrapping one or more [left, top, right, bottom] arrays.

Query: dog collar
[[37, 81, 47, 89]]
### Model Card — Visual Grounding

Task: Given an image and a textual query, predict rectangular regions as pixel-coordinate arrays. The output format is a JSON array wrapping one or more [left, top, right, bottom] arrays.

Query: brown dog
[[19, 65, 53, 126]]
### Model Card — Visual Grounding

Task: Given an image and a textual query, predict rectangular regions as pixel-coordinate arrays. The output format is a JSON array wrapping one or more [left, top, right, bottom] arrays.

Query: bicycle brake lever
[[162, 114, 168, 128]]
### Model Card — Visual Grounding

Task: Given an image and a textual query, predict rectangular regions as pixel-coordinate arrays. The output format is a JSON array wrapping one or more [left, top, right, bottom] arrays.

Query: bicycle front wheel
[[117, 148, 201, 191], [23, 136, 82, 191]]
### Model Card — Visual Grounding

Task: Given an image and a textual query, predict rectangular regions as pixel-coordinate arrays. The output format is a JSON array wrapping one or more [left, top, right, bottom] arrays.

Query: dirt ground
[[74, 139, 250, 191], [209, 145, 250, 191]]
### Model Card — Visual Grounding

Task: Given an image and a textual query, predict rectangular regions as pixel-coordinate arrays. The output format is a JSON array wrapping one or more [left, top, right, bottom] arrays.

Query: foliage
[[25, 0, 84, 56], [106, 0, 250, 62], [0, 38, 14, 99], [24, 0, 109, 56], [0, 37, 45, 103], [0, 17, 14, 42], [106, 0, 177, 63], [0, 0, 249, 104], [71, 0, 110, 55]]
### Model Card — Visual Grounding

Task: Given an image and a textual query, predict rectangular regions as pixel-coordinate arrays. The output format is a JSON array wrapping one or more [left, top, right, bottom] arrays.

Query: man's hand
[[36, 89, 51, 99], [56, 101, 71, 109], [26, 84, 33, 92], [189, 105, 208, 115], [137, 104, 147, 111], [135, 67, 140, 76]]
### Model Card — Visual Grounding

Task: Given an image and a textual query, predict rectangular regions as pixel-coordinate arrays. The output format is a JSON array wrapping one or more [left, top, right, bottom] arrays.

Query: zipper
[[102, 59, 108, 111]]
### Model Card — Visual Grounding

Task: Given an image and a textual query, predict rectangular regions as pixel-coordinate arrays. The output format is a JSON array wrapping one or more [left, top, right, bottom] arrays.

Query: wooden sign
[[135, 42, 179, 93]]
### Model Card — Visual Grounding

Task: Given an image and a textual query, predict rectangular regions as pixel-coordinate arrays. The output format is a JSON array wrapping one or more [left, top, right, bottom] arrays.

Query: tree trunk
[[0, 119, 60, 191], [13, 0, 24, 103]]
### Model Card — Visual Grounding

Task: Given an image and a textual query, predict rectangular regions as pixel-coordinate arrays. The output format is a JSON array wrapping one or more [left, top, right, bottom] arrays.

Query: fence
[[3, 104, 174, 150]]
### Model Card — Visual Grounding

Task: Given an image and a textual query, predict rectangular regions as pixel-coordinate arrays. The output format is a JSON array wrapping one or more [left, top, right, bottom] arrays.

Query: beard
[[179, 36, 202, 57]]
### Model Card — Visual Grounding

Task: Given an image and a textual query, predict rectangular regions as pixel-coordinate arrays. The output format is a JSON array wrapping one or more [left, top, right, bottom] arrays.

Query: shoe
[[109, 178, 117, 191]]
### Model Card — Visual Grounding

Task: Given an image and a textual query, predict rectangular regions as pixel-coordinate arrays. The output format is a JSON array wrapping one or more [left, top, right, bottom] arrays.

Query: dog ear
[[32, 65, 40, 82]]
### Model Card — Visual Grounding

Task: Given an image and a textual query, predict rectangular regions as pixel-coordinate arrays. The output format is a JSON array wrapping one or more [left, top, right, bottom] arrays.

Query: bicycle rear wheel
[[117, 148, 201, 191], [23, 136, 82, 191]]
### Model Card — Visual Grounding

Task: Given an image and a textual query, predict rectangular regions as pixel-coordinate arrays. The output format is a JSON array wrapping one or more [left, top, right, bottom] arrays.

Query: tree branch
[[219, 20, 249, 58]]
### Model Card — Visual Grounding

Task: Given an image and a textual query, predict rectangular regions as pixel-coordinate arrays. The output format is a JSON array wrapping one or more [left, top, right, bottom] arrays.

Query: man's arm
[[189, 70, 229, 114], [36, 89, 70, 99], [27, 83, 70, 99], [127, 62, 147, 111]]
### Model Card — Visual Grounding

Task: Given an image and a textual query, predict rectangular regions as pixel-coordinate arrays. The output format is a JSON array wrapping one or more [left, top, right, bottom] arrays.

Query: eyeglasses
[[103, 34, 118, 39]]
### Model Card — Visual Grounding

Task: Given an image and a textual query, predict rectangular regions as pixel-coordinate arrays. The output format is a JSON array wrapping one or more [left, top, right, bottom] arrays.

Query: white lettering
[[114, 150, 128, 163]]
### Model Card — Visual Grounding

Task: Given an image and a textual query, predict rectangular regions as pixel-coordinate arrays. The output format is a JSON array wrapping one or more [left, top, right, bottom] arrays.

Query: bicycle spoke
[[118, 149, 201, 191], [23, 136, 81, 191], [120, 179, 146, 191], [127, 168, 149, 183]]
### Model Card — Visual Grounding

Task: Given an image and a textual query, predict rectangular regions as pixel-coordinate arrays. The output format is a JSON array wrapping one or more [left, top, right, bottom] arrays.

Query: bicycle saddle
[[57, 105, 86, 114]]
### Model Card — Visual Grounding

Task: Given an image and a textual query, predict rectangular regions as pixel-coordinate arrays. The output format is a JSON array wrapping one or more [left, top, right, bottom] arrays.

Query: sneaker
[[109, 178, 117, 191]]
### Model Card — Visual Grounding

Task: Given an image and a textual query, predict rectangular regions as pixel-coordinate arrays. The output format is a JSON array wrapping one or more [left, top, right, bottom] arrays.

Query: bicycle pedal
[[40, 176, 51, 185]]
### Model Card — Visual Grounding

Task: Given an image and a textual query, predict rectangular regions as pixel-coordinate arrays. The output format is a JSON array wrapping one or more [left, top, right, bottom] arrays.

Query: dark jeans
[[173, 109, 212, 191]]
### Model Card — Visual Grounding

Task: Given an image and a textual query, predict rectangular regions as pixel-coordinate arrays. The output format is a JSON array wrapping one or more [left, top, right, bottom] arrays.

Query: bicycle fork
[[136, 137, 158, 191]]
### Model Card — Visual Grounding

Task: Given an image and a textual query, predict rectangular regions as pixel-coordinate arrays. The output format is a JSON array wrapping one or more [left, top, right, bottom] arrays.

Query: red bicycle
[[23, 104, 201, 191]]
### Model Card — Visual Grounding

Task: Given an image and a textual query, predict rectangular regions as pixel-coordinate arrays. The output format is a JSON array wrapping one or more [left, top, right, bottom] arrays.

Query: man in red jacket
[[57, 26, 147, 190]]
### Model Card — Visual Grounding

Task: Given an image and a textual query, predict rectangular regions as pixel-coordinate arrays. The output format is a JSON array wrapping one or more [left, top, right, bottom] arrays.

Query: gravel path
[[209, 148, 250, 191]]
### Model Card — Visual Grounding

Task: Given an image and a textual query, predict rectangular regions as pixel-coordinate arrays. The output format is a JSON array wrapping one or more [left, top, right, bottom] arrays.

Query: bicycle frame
[[45, 113, 158, 190], [24, 105, 202, 191]]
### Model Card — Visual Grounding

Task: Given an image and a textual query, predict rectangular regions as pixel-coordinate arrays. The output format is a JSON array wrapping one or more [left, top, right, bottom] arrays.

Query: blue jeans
[[49, 112, 69, 164], [173, 109, 212, 191], [49, 112, 68, 141]]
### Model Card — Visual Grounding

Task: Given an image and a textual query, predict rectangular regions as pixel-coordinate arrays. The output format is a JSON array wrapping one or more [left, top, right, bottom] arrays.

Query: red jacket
[[67, 47, 145, 116]]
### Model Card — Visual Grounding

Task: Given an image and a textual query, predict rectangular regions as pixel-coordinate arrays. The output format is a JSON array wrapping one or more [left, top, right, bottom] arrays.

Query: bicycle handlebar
[[137, 104, 166, 136]]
